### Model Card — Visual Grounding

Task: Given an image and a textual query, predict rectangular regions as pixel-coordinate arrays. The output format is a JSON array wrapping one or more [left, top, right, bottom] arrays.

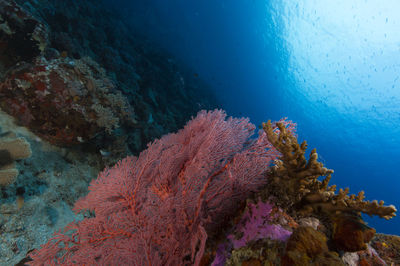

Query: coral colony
[[0, 0, 398, 265], [28, 110, 287, 265], [27, 110, 396, 265]]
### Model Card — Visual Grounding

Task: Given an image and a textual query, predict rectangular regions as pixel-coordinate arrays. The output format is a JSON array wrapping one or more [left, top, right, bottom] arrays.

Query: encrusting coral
[[262, 120, 397, 220], [0, 132, 32, 186], [0, 56, 136, 146], [282, 226, 343, 265]]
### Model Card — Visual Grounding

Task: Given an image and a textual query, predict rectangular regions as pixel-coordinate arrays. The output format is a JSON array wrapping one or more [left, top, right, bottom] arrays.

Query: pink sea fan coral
[[29, 110, 295, 265]]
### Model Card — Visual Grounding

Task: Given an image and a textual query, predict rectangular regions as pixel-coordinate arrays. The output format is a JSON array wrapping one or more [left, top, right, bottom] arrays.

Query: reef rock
[[0, 57, 135, 146], [0, 0, 48, 74], [370, 233, 400, 265]]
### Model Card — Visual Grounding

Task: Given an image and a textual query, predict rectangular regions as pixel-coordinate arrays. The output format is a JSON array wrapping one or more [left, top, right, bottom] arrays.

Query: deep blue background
[[109, 0, 400, 235]]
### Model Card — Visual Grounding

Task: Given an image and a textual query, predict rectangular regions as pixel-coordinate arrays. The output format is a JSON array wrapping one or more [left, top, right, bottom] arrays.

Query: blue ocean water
[[110, 0, 400, 235]]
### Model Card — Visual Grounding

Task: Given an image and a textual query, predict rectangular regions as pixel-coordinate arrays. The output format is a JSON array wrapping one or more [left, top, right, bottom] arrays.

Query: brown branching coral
[[262, 120, 396, 220]]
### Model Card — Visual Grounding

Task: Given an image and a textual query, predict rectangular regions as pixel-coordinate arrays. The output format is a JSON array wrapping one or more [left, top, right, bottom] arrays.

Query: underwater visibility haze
[[0, 0, 400, 265], [116, 0, 400, 235]]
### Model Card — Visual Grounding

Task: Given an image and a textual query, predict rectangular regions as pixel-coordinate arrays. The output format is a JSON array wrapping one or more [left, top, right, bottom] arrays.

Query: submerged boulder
[[0, 57, 135, 146]]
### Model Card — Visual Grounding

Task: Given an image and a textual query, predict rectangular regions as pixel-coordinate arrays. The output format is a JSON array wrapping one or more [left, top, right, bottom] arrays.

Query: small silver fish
[[100, 149, 111, 157]]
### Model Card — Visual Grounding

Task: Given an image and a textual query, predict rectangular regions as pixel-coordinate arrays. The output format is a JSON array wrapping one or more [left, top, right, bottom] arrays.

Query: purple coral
[[228, 201, 292, 249], [212, 200, 292, 266]]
